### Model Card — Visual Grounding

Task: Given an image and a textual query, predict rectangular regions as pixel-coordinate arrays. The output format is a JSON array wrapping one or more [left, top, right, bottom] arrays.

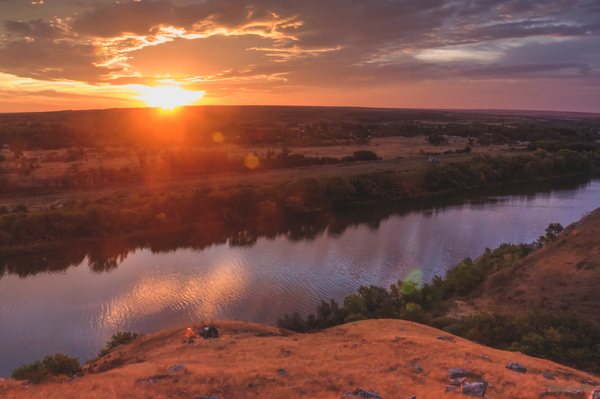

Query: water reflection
[[2, 174, 596, 279], [0, 174, 599, 378]]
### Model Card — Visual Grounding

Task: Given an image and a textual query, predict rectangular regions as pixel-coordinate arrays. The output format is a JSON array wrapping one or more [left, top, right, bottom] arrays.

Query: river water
[[1, 175, 599, 377]]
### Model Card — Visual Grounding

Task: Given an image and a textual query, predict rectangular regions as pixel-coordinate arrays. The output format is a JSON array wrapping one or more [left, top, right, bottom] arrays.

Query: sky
[[0, 0, 599, 113]]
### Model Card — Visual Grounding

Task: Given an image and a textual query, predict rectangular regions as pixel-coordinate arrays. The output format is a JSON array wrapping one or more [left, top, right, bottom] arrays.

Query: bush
[[42, 353, 81, 376], [12, 353, 81, 383], [352, 150, 379, 161], [98, 331, 141, 357], [12, 361, 49, 383], [277, 311, 309, 332]]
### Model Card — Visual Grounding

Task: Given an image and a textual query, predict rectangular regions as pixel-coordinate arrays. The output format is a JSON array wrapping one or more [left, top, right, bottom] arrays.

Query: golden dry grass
[[477, 207, 600, 322], [1, 320, 596, 399]]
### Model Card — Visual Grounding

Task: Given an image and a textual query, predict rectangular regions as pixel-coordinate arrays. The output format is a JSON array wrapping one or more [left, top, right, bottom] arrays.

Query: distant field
[[0, 137, 523, 209]]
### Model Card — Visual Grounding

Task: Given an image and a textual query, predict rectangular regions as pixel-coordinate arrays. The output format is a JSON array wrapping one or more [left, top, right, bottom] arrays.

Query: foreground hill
[[478, 207, 600, 322], [1, 320, 598, 399]]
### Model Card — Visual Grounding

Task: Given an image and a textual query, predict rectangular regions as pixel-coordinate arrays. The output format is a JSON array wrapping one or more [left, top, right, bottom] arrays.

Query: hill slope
[[478, 207, 600, 321], [1, 320, 598, 398]]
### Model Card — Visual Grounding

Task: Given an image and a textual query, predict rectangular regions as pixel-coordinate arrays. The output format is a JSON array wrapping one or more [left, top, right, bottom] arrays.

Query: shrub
[[42, 353, 81, 376], [12, 353, 81, 383], [352, 150, 379, 161], [12, 361, 49, 383], [277, 311, 309, 332], [98, 331, 141, 357]]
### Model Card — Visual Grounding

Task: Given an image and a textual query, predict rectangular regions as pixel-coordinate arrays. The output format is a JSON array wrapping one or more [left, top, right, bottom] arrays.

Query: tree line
[[1, 150, 598, 251]]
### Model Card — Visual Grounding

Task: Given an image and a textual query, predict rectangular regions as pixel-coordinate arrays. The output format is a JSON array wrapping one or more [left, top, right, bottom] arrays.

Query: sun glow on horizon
[[136, 85, 205, 109]]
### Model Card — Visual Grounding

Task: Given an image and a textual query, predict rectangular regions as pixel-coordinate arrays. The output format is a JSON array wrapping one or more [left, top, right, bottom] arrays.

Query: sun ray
[[136, 85, 205, 109]]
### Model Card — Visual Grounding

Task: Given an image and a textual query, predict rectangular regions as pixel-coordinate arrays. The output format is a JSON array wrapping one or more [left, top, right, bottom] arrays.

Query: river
[[1, 175, 599, 377]]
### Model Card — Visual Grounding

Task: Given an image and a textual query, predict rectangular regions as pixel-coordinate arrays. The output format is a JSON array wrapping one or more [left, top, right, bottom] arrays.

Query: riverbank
[[2, 320, 598, 399], [2, 156, 599, 257], [3, 181, 600, 382]]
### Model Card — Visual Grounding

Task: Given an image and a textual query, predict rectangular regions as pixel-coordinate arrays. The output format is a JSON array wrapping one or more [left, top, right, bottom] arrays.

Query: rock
[[588, 388, 600, 399], [448, 368, 470, 378], [135, 378, 156, 384], [405, 397, 417, 399], [398, 326, 404, 330], [445, 385, 459, 393], [68, 375, 78, 382], [505, 363, 527, 373], [350, 388, 383, 399], [343, 392, 354, 397], [461, 381, 488, 397], [167, 364, 186, 373], [414, 365, 423, 374], [450, 377, 465, 386], [542, 372, 555, 380], [472, 341, 480, 345], [196, 396, 221, 399], [278, 368, 289, 376], [283, 350, 291, 356], [437, 336, 447, 340]]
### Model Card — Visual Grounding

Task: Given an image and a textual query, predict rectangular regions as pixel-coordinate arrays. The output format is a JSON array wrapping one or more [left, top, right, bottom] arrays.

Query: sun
[[137, 85, 205, 109]]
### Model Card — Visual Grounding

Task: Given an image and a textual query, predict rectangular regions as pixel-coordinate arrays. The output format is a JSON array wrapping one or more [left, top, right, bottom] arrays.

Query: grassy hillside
[[1, 320, 598, 398], [478, 207, 600, 322]]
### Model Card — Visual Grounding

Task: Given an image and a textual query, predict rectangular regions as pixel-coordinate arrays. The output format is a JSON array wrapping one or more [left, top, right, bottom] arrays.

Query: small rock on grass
[[277, 368, 289, 376], [445, 385, 459, 393], [345, 388, 383, 399], [196, 396, 220, 399], [437, 336, 447, 341], [461, 381, 488, 398], [450, 377, 465, 386], [414, 365, 423, 374], [542, 372, 555, 380], [135, 378, 156, 384], [167, 364, 186, 373], [505, 363, 527, 374], [448, 368, 470, 379]]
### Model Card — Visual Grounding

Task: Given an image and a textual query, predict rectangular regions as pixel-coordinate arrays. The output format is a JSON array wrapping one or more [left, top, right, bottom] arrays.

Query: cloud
[[0, 0, 599, 107], [498, 0, 577, 15], [0, 39, 121, 83], [3, 19, 68, 39]]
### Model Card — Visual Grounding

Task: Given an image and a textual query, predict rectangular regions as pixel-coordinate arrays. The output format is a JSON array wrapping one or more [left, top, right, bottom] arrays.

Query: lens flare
[[137, 86, 205, 110], [212, 131, 224, 143], [401, 269, 424, 295], [244, 153, 259, 169]]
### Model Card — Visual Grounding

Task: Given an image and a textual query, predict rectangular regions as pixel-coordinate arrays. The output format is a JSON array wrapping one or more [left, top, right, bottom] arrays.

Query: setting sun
[[136, 85, 205, 109]]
